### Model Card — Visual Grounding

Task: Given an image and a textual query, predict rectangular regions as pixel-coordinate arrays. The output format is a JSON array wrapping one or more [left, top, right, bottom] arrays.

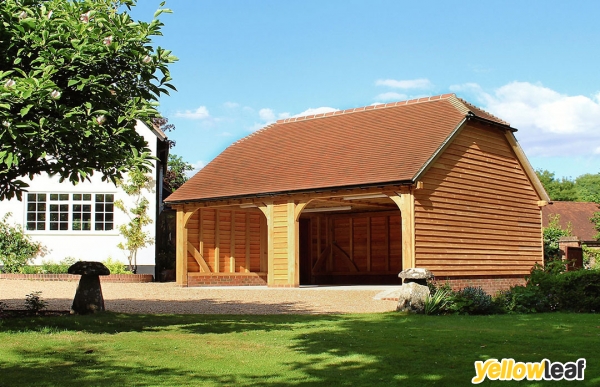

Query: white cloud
[[594, 146, 600, 155], [375, 92, 408, 101], [223, 102, 239, 108], [259, 108, 276, 122], [376, 78, 433, 89], [452, 81, 600, 157], [293, 107, 338, 117], [174, 106, 210, 120]]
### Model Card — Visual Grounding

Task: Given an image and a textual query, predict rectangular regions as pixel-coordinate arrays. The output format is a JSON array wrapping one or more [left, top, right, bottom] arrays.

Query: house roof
[[542, 201, 599, 241], [166, 94, 517, 203]]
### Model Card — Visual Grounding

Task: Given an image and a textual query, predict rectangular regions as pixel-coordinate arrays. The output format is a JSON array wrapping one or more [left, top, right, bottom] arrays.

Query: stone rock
[[396, 282, 430, 313], [68, 261, 110, 276], [68, 261, 110, 315], [398, 268, 434, 286]]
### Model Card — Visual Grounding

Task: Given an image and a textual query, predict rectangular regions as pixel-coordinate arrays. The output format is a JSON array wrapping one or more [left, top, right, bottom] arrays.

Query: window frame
[[24, 192, 117, 234]]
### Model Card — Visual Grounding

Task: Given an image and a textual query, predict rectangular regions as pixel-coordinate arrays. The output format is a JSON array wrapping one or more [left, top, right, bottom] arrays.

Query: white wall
[[0, 120, 159, 270]]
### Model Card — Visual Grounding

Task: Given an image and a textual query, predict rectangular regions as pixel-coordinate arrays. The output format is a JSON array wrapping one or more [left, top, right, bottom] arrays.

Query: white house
[[0, 120, 169, 276]]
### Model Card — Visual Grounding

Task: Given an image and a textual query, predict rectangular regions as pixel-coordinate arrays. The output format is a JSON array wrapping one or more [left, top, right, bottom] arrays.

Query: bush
[[0, 213, 45, 273], [446, 286, 495, 315], [24, 291, 47, 313], [102, 257, 132, 274], [493, 286, 549, 314], [40, 257, 78, 274]]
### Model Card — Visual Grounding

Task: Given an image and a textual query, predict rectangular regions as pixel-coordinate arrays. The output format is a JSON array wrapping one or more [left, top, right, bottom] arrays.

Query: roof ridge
[[276, 93, 456, 125], [454, 96, 510, 126]]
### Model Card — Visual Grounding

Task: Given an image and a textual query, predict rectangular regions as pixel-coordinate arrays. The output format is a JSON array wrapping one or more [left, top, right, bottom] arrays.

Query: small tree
[[115, 167, 153, 272], [543, 214, 572, 263]]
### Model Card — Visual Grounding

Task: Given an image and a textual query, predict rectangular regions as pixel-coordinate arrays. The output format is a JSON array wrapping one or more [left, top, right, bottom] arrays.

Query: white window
[[26, 193, 114, 232]]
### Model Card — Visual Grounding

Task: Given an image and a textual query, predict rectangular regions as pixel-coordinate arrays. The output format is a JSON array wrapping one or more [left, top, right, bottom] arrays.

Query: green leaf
[[20, 105, 33, 117]]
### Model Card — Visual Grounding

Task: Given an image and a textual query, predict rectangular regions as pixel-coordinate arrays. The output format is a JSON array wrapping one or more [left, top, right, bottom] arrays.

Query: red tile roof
[[166, 94, 512, 203], [542, 201, 599, 241]]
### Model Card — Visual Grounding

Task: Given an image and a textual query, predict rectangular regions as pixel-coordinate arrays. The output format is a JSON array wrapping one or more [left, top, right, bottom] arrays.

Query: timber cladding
[[414, 123, 543, 277], [186, 209, 264, 275], [308, 211, 402, 280]]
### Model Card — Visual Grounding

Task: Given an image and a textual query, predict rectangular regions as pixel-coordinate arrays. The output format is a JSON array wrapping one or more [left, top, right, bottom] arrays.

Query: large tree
[[0, 0, 177, 200], [535, 169, 578, 201]]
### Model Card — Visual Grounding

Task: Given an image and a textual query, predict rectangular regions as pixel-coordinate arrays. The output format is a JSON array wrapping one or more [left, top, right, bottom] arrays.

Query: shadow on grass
[[1, 312, 599, 386]]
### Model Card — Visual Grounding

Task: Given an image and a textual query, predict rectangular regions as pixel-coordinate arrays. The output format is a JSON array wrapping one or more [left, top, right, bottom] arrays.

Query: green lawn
[[0, 312, 599, 386]]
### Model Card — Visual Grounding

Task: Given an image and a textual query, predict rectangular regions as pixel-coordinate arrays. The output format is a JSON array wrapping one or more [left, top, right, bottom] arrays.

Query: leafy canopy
[[0, 0, 177, 200]]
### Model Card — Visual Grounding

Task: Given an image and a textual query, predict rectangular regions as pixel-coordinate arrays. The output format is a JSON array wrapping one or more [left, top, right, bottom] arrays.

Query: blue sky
[[131, 1, 600, 179]]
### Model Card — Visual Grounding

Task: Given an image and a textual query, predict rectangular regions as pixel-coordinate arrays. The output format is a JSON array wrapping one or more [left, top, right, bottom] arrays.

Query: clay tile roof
[[542, 201, 599, 241], [166, 94, 511, 203]]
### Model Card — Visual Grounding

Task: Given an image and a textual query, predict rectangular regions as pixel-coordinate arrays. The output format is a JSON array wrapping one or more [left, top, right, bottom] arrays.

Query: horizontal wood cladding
[[308, 211, 402, 280], [415, 124, 542, 277], [186, 208, 263, 274]]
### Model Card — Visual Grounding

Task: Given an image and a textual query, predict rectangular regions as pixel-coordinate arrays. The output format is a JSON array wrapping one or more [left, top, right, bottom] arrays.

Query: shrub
[[102, 257, 132, 274], [24, 291, 47, 313], [493, 285, 549, 314], [424, 287, 451, 315], [446, 286, 494, 315], [17, 265, 42, 274], [0, 213, 46, 273], [40, 257, 78, 274]]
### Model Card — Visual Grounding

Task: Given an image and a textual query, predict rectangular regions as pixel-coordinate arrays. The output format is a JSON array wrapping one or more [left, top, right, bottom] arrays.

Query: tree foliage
[[164, 154, 193, 193], [0, 0, 177, 200], [535, 169, 578, 201]]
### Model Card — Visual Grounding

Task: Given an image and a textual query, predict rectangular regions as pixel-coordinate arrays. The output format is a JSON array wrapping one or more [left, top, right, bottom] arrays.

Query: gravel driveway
[[1, 280, 398, 314]]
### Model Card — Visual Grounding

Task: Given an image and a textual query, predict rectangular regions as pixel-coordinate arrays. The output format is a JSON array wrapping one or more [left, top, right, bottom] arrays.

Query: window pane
[[27, 193, 35, 201], [50, 193, 58, 201], [83, 194, 91, 201], [38, 203, 46, 211], [50, 204, 58, 212], [27, 213, 35, 221], [96, 203, 104, 212], [95, 213, 104, 221], [105, 223, 113, 231], [96, 194, 103, 202], [105, 204, 113, 212], [105, 213, 113, 222], [59, 213, 68, 221], [106, 194, 114, 202], [38, 213, 45, 221], [73, 213, 81, 221], [60, 204, 68, 212], [73, 204, 81, 212], [82, 213, 91, 221], [73, 222, 81, 231], [26, 222, 35, 230], [27, 203, 36, 211], [59, 194, 68, 201], [83, 205, 91, 212], [48, 223, 57, 231], [83, 223, 91, 231], [73, 194, 82, 200], [50, 213, 58, 222], [95, 223, 104, 231], [60, 223, 68, 231], [38, 194, 46, 201]]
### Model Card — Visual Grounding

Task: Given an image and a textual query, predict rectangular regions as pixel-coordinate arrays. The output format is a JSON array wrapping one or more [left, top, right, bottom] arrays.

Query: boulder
[[68, 261, 110, 315], [398, 268, 434, 286], [396, 282, 430, 313]]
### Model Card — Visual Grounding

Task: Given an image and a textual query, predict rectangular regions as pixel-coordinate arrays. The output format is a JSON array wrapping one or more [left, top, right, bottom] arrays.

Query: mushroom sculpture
[[68, 261, 110, 314]]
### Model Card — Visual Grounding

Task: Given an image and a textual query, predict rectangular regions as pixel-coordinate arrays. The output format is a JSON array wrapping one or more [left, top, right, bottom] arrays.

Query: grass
[[0, 313, 599, 386]]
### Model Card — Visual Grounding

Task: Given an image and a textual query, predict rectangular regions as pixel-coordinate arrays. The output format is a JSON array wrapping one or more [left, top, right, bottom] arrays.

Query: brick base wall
[[187, 273, 268, 287], [0, 273, 153, 283], [430, 275, 526, 295]]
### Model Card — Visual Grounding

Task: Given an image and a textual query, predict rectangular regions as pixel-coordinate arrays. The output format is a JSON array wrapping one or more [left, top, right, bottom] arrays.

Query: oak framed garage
[[166, 94, 549, 292]]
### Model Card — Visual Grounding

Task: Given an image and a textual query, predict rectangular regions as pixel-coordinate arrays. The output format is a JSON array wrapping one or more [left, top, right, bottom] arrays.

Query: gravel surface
[[0, 280, 399, 314]]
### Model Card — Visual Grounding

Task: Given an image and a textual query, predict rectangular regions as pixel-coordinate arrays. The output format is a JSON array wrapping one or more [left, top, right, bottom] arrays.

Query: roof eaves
[[164, 179, 415, 205]]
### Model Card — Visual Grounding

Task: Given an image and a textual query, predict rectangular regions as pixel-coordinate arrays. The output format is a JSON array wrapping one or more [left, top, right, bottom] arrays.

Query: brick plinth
[[187, 273, 267, 287], [0, 273, 153, 283], [430, 275, 526, 295]]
